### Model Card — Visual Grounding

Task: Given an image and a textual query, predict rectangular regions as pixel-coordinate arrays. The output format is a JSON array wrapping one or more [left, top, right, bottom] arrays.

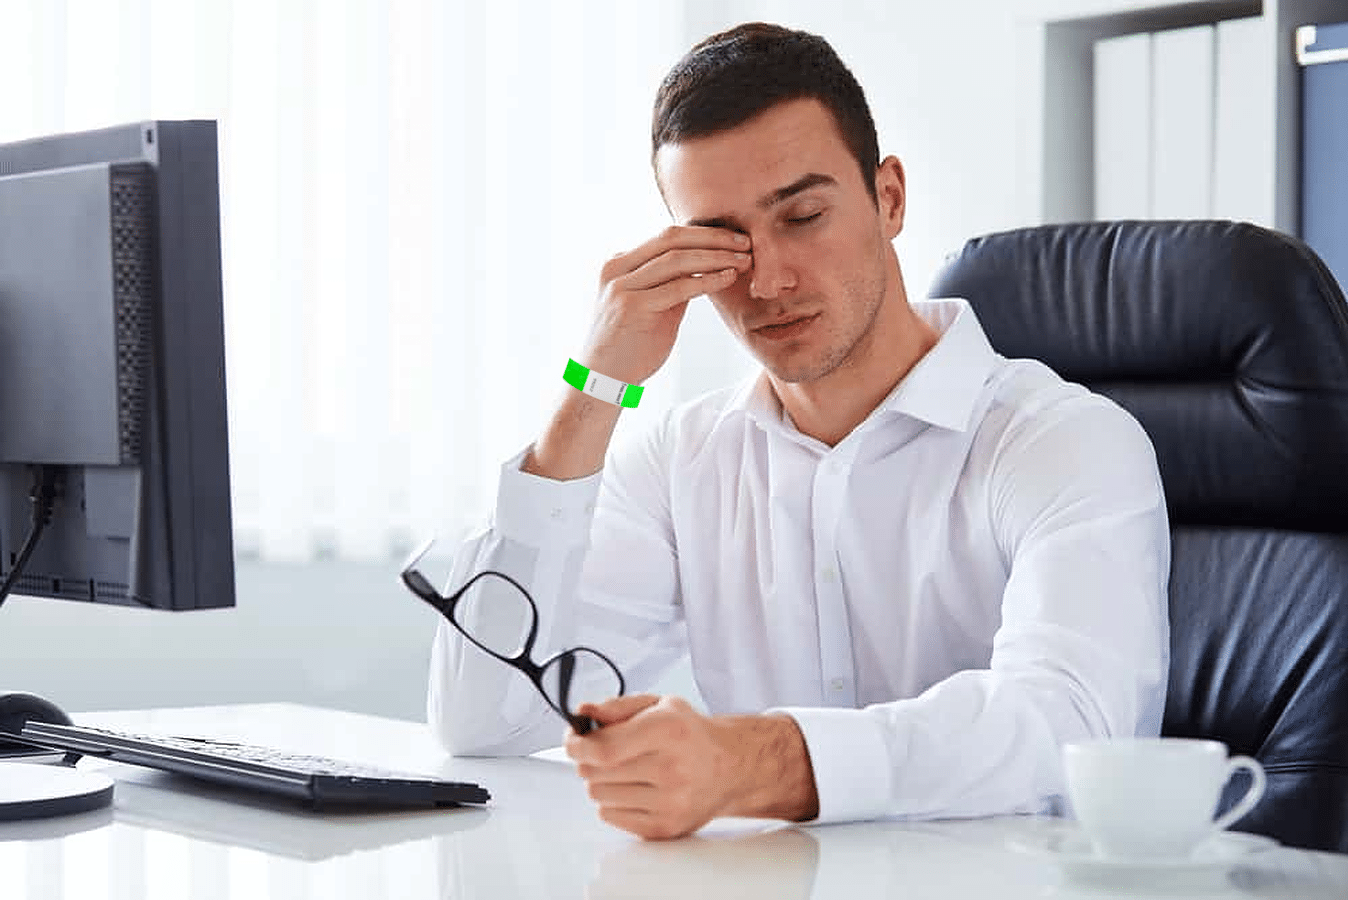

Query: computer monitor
[[0, 121, 234, 820], [0, 120, 234, 612]]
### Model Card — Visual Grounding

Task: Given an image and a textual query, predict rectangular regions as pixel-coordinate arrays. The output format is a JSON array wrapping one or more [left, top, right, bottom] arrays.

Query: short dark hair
[[652, 23, 880, 201]]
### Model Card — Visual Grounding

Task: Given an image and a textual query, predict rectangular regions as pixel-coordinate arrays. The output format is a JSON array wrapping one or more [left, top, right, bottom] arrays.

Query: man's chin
[[739, 333, 840, 384], [759, 357, 827, 386]]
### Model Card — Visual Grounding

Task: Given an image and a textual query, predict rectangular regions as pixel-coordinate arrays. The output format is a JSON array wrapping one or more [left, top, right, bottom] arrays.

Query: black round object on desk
[[0, 691, 114, 821]]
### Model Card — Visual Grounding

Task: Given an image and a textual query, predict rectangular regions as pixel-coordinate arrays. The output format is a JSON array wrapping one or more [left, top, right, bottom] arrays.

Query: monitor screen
[[0, 120, 234, 611]]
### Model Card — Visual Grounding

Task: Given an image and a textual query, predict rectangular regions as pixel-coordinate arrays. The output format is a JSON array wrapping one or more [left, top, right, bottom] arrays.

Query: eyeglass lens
[[448, 573, 623, 721], [448, 572, 537, 658], [540, 649, 624, 719]]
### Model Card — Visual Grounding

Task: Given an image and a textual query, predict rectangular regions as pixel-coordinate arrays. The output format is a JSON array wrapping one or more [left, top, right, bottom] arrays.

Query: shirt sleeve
[[774, 395, 1171, 824], [427, 421, 688, 757]]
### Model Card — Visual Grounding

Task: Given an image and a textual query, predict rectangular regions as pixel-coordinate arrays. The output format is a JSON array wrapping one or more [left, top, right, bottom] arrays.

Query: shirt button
[[550, 508, 564, 520], [822, 567, 838, 583], [830, 678, 845, 691]]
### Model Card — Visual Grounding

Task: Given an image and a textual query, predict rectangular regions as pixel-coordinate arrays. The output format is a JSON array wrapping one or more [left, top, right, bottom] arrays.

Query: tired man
[[425, 23, 1169, 840]]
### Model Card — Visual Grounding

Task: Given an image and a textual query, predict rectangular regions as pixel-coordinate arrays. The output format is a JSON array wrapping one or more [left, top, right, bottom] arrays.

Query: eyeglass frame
[[399, 540, 626, 735]]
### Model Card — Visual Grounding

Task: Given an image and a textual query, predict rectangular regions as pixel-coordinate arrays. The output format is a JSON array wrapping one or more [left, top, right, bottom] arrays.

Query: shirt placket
[[812, 449, 857, 707]]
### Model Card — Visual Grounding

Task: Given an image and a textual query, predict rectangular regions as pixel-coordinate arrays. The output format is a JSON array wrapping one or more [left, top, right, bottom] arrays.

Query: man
[[427, 23, 1169, 840]]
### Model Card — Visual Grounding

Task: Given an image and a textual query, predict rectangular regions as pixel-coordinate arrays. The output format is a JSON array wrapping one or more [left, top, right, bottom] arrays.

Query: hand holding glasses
[[400, 539, 625, 735]]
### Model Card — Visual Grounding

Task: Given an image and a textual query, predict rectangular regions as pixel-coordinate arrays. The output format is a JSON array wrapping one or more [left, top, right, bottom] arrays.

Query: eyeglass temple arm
[[402, 570, 454, 617]]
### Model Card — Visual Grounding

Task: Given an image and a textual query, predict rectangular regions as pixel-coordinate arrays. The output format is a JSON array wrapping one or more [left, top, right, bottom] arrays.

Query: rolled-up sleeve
[[429, 422, 689, 757]]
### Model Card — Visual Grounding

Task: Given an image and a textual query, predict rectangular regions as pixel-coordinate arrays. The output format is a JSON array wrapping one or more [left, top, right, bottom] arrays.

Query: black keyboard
[[17, 721, 490, 810]]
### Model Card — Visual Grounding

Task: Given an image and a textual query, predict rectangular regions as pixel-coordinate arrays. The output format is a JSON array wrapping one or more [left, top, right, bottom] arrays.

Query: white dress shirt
[[428, 298, 1171, 825]]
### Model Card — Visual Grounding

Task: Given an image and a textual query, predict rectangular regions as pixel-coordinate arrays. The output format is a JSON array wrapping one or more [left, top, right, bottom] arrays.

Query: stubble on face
[[759, 248, 888, 385]]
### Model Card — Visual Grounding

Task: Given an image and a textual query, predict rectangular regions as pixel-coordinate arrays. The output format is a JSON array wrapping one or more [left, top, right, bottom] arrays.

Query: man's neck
[[771, 298, 939, 448]]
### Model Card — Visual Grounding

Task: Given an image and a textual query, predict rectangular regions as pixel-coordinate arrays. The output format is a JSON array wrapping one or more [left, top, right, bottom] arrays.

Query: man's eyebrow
[[759, 172, 837, 209], [685, 172, 838, 229]]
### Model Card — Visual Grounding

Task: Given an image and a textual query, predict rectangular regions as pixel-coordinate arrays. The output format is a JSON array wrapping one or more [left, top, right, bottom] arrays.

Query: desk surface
[[1, 703, 1346, 899]]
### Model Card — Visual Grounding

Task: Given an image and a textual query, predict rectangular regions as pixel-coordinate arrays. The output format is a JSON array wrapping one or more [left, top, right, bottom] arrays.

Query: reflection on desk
[[587, 824, 818, 900], [0, 704, 1346, 900], [108, 765, 490, 861], [0, 805, 112, 843]]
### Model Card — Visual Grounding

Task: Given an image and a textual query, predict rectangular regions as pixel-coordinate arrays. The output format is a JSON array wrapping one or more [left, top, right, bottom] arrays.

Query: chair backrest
[[929, 220, 1348, 852]]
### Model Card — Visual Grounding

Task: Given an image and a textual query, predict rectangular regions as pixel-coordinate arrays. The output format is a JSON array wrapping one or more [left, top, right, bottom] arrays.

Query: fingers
[[606, 225, 750, 283], [621, 247, 751, 293], [620, 267, 741, 316], [577, 748, 663, 791], [584, 225, 750, 386], [601, 227, 752, 313], [587, 776, 658, 808], [582, 750, 712, 841], [583, 760, 701, 841], [565, 695, 670, 768], [598, 806, 690, 841], [566, 697, 725, 841], [580, 694, 661, 727], [563, 695, 695, 776]]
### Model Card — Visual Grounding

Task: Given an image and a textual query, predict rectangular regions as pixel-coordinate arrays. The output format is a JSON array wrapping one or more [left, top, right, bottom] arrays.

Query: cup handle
[[1211, 755, 1266, 833]]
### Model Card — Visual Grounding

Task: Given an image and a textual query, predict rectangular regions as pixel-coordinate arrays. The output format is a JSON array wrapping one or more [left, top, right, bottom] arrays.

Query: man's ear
[[875, 155, 906, 240]]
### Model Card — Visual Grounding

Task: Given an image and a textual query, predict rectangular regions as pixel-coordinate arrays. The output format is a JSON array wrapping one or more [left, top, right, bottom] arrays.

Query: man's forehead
[[654, 101, 852, 219]]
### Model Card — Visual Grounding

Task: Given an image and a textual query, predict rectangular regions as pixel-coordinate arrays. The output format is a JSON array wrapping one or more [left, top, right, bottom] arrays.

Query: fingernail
[[734, 233, 750, 246], [734, 252, 749, 260]]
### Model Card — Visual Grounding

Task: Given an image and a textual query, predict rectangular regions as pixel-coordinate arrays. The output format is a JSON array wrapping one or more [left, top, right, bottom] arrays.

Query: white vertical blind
[[0, 0, 737, 563], [393, 0, 459, 552]]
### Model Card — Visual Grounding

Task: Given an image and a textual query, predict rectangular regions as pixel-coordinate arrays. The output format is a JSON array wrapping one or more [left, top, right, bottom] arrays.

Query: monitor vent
[[109, 165, 157, 464], [2, 572, 125, 603], [94, 579, 131, 601]]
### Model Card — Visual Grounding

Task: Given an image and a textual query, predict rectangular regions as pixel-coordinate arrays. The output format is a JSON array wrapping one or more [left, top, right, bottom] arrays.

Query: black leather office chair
[[929, 220, 1348, 853]]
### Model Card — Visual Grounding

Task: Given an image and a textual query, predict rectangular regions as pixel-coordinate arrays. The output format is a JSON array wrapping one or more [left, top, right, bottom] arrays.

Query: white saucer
[[1007, 825, 1278, 880]]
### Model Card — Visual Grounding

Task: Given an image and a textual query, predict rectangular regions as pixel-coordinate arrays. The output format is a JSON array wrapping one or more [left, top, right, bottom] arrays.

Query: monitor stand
[[0, 762, 114, 820]]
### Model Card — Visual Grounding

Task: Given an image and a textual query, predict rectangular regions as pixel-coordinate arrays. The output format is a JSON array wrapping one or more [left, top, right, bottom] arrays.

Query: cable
[[0, 466, 62, 611]]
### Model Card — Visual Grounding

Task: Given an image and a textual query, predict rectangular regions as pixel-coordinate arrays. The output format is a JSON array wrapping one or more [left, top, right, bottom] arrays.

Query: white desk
[[1, 704, 1346, 899]]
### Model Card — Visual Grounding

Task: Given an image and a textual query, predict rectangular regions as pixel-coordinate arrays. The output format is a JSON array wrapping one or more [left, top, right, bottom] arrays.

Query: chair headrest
[[928, 220, 1348, 530]]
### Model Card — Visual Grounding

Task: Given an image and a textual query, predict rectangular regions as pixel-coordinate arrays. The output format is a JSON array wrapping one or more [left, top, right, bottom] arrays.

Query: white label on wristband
[[585, 369, 627, 406]]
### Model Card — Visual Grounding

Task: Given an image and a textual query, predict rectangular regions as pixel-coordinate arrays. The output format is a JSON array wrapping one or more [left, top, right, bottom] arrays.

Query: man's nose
[[748, 237, 795, 300]]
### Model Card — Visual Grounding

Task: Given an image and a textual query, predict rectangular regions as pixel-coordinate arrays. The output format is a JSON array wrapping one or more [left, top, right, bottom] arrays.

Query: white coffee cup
[[1063, 737, 1266, 860]]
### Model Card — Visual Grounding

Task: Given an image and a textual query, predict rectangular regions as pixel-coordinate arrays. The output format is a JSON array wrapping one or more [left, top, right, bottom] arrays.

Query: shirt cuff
[[772, 706, 895, 824], [495, 445, 604, 547]]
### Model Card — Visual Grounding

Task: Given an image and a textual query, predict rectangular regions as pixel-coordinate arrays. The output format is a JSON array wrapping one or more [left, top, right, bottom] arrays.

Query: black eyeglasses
[[400, 539, 625, 735]]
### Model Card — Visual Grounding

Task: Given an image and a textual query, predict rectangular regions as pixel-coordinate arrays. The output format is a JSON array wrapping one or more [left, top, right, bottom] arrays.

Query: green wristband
[[564, 359, 643, 408]]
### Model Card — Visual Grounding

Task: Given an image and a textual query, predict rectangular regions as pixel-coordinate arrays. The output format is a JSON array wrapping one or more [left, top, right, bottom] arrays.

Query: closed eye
[[787, 211, 823, 225]]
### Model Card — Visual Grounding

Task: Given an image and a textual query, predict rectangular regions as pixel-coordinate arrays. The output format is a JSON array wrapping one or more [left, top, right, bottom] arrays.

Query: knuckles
[[598, 254, 627, 285], [661, 696, 692, 715]]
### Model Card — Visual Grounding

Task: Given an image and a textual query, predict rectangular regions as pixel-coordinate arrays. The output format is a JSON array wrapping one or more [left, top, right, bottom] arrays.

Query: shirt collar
[[713, 298, 999, 437]]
